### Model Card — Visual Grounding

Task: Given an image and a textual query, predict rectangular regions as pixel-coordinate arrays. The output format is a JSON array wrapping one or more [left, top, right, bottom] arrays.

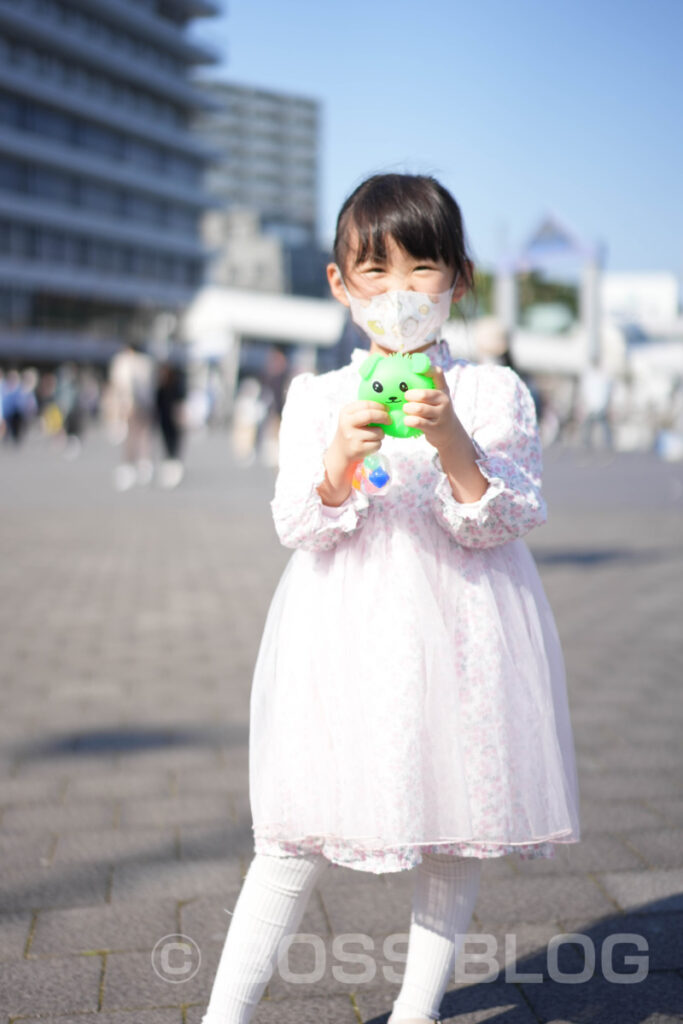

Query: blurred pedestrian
[[108, 341, 155, 490], [256, 345, 291, 466], [155, 360, 186, 489], [1, 369, 28, 446], [55, 363, 86, 459], [579, 363, 613, 450], [231, 377, 267, 465]]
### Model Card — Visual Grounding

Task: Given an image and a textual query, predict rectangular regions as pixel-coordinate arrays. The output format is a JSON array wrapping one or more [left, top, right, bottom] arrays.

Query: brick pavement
[[1, 425, 682, 1023]]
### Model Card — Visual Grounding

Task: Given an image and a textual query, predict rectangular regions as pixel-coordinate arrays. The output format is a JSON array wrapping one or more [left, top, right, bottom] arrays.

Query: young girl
[[201, 173, 581, 1024]]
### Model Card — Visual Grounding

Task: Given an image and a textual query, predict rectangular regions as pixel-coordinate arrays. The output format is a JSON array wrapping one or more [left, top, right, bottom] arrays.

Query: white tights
[[201, 849, 482, 1024]]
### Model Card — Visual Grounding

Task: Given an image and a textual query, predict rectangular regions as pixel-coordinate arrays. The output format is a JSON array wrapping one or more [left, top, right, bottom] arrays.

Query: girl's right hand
[[318, 401, 390, 507], [332, 400, 391, 465]]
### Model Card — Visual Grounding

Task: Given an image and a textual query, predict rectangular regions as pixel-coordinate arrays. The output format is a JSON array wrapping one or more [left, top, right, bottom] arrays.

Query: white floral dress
[[248, 341, 581, 874]]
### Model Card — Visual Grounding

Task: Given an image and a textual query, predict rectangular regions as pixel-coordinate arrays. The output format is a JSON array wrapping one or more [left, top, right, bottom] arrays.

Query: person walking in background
[[200, 173, 580, 1024], [154, 359, 187, 489], [54, 362, 86, 460], [1, 368, 32, 446], [578, 362, 614, 451], [108, 340, 155, 491]]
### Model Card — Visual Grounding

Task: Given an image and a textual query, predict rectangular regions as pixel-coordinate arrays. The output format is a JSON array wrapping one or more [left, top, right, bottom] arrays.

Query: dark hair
[[333, 173, 475, 295]]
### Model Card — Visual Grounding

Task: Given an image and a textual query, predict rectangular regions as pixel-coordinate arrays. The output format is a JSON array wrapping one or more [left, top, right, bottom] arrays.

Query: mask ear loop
[[334, 263, 353, 304]]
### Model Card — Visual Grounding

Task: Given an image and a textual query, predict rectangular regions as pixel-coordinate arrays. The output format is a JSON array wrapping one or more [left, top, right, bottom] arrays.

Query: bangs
[[334, 174, 463, 272]]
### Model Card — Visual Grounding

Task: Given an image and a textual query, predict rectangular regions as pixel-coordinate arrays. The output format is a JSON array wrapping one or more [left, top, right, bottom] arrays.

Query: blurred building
[[194, 80, 329, 298], [0, 0, 219, 368]]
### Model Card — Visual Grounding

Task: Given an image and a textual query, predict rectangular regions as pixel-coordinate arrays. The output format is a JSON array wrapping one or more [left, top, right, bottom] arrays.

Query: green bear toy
[[358, 352, 435, 439]]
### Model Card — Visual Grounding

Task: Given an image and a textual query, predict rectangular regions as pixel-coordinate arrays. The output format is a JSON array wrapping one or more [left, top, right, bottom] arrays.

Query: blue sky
[[190, 0, 683, 282]]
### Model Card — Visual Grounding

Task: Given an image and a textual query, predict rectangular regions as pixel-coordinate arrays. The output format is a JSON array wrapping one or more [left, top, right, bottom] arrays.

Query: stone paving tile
[[463, 872, 617, 926], [0, 799, 118, 834], [575, 797, 672, 835], [206, 993, 359, 1024], [177, 891, 244, 953], [0, 862, 110, 914], [0, 911, 32, 962], [0, 775, 65, 806], [0, 832, 55, 869], [100, 943, 221, 1011], [575, 768, 680, 802], [514, 832, 646, 876], [0, 954, 102, 1016], [559, 910, 683, 975], [646, 797, 683, 827], [596, 868, 683, 914], [110, 858, 242, 903], [177, 820, 254, 861], [621, 828, 683, 870], [461, 919, 588, 982], [265, 935, 370, 1000], [63, 769, 174, 801], [317, 869, 412, 941], [118, 794, 232, 829], [29, 897, 178, 956], [520, 967, 683, 1024], [9, 753, 123, 779], [173, 765, 248, 796], [354, 977, 540, 1023], [18, 1014, 183, 1024], [52, 826, 178, 864]]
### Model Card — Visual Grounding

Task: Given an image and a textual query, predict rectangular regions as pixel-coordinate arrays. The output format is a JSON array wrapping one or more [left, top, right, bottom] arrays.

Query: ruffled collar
[[350, 338, 456, 372]]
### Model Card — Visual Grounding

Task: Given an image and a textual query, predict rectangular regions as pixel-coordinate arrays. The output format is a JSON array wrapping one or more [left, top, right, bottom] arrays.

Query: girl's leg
[[201, 850, 330, 1024], [390, 852, 482, 1023]]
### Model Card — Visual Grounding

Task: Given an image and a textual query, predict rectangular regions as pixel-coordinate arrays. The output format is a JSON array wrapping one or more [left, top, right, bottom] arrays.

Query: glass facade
[[0, 0, 219, 363]]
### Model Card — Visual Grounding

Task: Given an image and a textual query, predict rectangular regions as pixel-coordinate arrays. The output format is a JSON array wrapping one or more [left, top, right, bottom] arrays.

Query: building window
[[28, 166, 75, 203], [0, 159, 26, 193]]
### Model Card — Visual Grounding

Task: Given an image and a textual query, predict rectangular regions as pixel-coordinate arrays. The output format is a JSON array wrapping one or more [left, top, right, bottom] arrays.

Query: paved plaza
[[1, 422, 682, 1023]]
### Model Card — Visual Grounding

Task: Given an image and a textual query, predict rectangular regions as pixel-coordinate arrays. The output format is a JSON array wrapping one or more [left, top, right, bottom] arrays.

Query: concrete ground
[[1, 422, 682, 1023]]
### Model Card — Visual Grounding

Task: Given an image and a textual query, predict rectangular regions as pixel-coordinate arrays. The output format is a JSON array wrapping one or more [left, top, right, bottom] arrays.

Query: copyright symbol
[[151, 933, 201, 983]]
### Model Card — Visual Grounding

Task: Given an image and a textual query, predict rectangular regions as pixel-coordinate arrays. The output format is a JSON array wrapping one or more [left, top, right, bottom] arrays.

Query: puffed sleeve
[[270, 371, 371, 551], [431, 364, 547, 549]]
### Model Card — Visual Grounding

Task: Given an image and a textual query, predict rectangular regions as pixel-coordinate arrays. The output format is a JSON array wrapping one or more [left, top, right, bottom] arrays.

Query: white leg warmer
[[390, 853, 482, 1023], [201, 850, 330, 1024]]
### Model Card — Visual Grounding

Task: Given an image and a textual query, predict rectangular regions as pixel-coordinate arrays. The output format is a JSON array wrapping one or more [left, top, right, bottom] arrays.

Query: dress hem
[[251, 826, 580, 873]]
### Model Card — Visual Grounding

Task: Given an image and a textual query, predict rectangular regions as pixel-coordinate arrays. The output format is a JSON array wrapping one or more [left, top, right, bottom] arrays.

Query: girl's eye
[[372, 381, 383, 393], [399, 382, 408, 392]]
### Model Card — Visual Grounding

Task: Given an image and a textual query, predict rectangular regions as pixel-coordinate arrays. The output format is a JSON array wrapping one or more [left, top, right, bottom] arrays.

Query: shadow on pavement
[[10, 722, 248, 758], [365, 895, 683, 1023], [532, 546, 679, 568]]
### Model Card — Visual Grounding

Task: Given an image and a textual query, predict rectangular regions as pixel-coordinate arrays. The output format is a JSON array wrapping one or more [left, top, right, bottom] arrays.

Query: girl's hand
[[404, 366, 490, 503], [402, 366, 460, 452], [331, 400, 391, 465], [318, 400, 390, 507]]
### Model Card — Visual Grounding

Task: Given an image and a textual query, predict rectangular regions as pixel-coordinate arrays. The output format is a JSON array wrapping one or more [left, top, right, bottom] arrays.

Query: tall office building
[[0, 0, 219, 366], [194, 80, 328, 297], [197, 81, 318, 242]]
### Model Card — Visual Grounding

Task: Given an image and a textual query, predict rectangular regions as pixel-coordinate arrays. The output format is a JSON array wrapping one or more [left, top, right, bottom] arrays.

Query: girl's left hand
[[402, 366, 460, 452]]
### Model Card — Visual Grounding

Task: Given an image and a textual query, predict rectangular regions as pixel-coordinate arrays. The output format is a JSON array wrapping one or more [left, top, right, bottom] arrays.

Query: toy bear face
[[357, 352, 435, 439], [357, 352, 434, 406]]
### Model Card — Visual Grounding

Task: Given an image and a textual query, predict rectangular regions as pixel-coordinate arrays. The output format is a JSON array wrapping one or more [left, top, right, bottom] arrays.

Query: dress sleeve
[[270, 371, 371, 552], [431, 364, 547, 549]]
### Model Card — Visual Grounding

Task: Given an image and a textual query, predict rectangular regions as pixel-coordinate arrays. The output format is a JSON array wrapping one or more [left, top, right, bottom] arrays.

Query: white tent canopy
[[182, 286, 346, 358]]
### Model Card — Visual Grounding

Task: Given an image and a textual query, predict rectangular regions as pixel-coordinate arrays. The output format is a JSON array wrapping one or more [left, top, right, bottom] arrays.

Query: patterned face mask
[[337, 266, 457, 352]]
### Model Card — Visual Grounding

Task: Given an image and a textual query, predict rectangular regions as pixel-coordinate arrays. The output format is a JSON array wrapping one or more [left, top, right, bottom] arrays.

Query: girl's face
[[327, 230, 469, 356]]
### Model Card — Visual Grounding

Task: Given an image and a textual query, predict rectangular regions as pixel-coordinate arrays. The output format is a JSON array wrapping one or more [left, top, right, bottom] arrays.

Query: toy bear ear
[[359, 354, 383, 380], [410, 353, 432, 375]]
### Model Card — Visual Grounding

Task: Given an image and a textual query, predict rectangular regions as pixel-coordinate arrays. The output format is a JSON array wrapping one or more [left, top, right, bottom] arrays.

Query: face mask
[[337, 266, 458, 353]]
